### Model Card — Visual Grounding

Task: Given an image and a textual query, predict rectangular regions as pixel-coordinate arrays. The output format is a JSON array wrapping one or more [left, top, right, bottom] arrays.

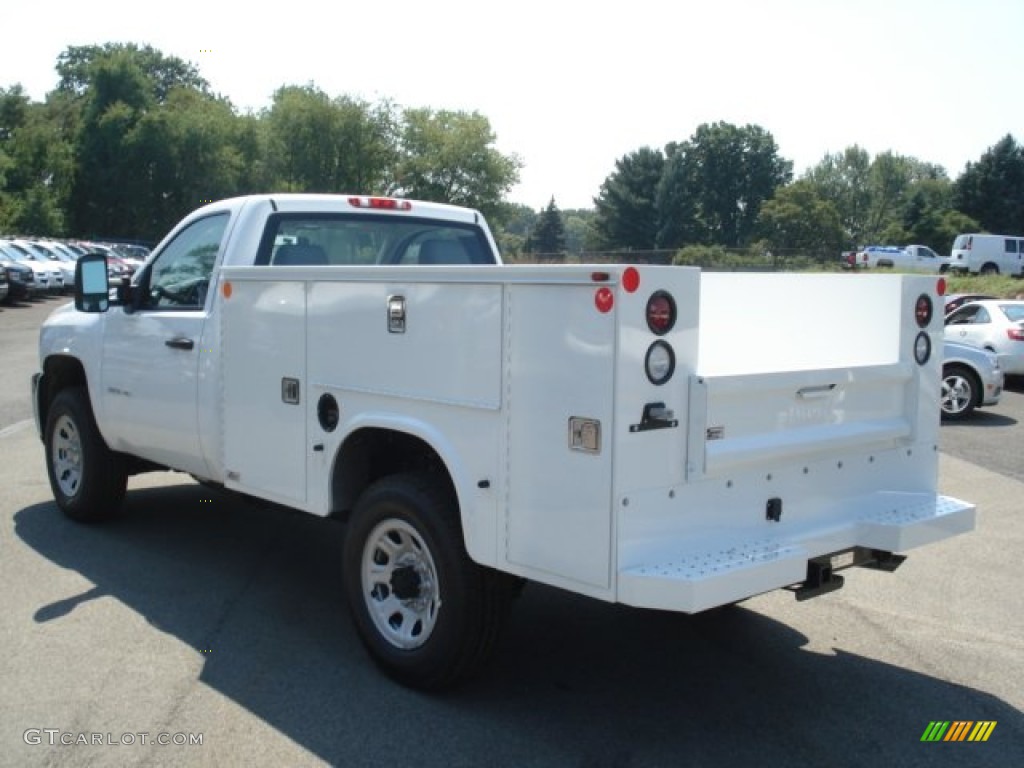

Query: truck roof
[[192, 194, 485, 226]]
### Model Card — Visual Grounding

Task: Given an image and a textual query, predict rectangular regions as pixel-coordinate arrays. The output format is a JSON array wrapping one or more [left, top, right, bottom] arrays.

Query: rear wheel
[[980, 263, 999, 275], [343, 472, 507, 690], [941, 365, 979, 420], [44, 387, 127, 521]]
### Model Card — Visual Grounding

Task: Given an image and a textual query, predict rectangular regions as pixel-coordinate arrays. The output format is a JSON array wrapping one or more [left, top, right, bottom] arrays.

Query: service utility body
[[33, 194, 975, 690]]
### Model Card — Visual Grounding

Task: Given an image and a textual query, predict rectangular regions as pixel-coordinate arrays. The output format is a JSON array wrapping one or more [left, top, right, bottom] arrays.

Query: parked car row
[[0, 237, 149, 304]]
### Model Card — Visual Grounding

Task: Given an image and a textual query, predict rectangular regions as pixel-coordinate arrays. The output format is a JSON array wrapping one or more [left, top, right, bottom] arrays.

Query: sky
[[3, 0, 1022, 210]]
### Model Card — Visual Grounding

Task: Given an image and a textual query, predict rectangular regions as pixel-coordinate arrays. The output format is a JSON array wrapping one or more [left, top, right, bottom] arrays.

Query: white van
[[949, 233, 1024, 275]]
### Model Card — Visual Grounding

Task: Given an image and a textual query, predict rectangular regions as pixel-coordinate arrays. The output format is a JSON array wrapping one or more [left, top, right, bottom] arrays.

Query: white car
[[0, 241, 53, 293], [944, 299, 1024, 375], [3, 240, 63, 293], [26, 240, 76, 290], [942, 341, 1003, 420]]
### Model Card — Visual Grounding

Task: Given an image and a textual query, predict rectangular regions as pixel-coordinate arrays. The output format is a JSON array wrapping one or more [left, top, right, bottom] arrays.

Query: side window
[[1005, 239, 1018, 255], [971, 307, 991, 324], [948, 306, 978, 325], [144, 213, 229, 310]]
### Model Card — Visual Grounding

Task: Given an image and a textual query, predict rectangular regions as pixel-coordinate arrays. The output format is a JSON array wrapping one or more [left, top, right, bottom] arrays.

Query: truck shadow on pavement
[[15, 482, 1023, 768]]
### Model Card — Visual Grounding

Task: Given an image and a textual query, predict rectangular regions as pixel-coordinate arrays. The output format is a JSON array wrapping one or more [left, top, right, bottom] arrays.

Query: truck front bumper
[[617, 492, 975, 613]]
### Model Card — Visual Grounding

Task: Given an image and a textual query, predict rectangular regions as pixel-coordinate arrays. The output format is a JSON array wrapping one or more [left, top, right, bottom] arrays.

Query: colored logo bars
[[921, 721, 997, 742]]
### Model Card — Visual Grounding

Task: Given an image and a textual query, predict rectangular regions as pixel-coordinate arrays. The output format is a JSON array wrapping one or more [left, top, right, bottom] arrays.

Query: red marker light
[[622, 267, 640, 293], [936, 277, 947, 296], [595, 287, 614, 313]]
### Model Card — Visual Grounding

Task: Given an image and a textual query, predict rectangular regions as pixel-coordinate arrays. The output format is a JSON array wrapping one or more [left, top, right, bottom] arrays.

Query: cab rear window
[[255, 213, 496, 266]]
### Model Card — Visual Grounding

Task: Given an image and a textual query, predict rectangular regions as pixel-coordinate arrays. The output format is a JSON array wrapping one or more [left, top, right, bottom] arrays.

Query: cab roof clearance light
[[348, 196, 412, 211]]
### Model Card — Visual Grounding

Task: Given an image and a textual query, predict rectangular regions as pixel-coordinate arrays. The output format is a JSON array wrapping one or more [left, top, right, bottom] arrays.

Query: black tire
[[44, 387, 127, 522], [342, 472, 506, 691], [980, 263, 999, 276], [941, 365, 979, 421]]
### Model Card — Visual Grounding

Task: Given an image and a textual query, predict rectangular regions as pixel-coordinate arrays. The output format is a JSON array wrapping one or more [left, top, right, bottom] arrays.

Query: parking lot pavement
[[1, 417, 1022, 767]]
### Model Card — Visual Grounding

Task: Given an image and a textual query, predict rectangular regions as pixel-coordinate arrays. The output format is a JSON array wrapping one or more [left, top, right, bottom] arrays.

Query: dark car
[[0, 257, 37, 302]]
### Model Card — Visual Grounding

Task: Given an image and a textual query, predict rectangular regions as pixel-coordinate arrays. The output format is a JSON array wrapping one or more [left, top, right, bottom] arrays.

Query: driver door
[[99, 213, 230, 475]]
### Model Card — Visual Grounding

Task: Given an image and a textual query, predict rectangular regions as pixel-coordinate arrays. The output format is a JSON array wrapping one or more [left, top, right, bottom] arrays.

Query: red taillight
[[915, 294, 933, 327], [348, 196, 412, 210], [595, 287, 614, 313], [645, 291, 676, 335], [622, 267, 640, 293], [937, 277, 946, 296], [1007, 327, 1024, 341]]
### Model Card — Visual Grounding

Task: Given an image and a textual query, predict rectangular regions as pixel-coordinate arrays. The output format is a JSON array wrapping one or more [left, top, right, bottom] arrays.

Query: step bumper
[[617, 493, 975, 613]]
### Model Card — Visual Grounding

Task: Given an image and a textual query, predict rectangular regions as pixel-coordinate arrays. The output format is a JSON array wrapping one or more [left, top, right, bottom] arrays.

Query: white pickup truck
[[33, 194, 974, 689], [850, 244, 950, 272]]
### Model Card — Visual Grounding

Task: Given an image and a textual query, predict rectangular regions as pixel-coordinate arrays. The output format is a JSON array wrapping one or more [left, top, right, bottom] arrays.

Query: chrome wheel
[[941, 370, 975, 418], [51, 413, 83, 498], [360, 518, 440, 650]]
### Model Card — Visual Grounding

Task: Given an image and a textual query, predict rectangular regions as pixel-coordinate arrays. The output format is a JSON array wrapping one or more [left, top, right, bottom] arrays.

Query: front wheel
[[44, 387, 127, 522], [343, 473, 507, 690], [941, 365, 979, 420]]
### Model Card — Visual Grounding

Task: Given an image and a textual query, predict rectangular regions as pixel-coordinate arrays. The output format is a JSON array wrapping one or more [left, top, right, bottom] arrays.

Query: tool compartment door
[[504, 283, 615, 591], [221, 279, 308, 506]]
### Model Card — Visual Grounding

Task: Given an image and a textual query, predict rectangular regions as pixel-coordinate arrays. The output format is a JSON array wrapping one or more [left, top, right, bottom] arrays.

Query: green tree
[[805, 147, 956, 247], [55, 43, 208, 102], [898, 179, 979, 252], [394, 108, 520, 220], [526, 197, 566, 258], [68, 52, 155, 236], [953, 134, 1024, 234], [803, 146, 873, 245], [654, 142, 699, 248], [563, 209, 595, 255], [265, 85, 398, 194], [656, 123, 792, 248], [756, 180, 844, 260], [592, 146, 665, 250], [126, 89, 245, 237], [490, 202, 536, 260]]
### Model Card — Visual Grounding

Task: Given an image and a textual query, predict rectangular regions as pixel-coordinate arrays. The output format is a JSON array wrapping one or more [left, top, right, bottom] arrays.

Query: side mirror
[[75, 254, 110, 313]]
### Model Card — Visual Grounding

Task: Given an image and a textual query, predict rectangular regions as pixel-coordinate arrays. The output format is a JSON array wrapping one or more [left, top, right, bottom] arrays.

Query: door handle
[[165, 337, 195, 350]]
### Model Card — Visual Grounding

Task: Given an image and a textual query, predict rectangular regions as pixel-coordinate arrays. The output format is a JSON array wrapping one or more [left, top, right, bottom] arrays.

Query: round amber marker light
[[222, 281, 233, 299]]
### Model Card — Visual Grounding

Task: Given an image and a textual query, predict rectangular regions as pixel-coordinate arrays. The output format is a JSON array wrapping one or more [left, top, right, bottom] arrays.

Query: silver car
[[942, 340, 1003, 420]]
